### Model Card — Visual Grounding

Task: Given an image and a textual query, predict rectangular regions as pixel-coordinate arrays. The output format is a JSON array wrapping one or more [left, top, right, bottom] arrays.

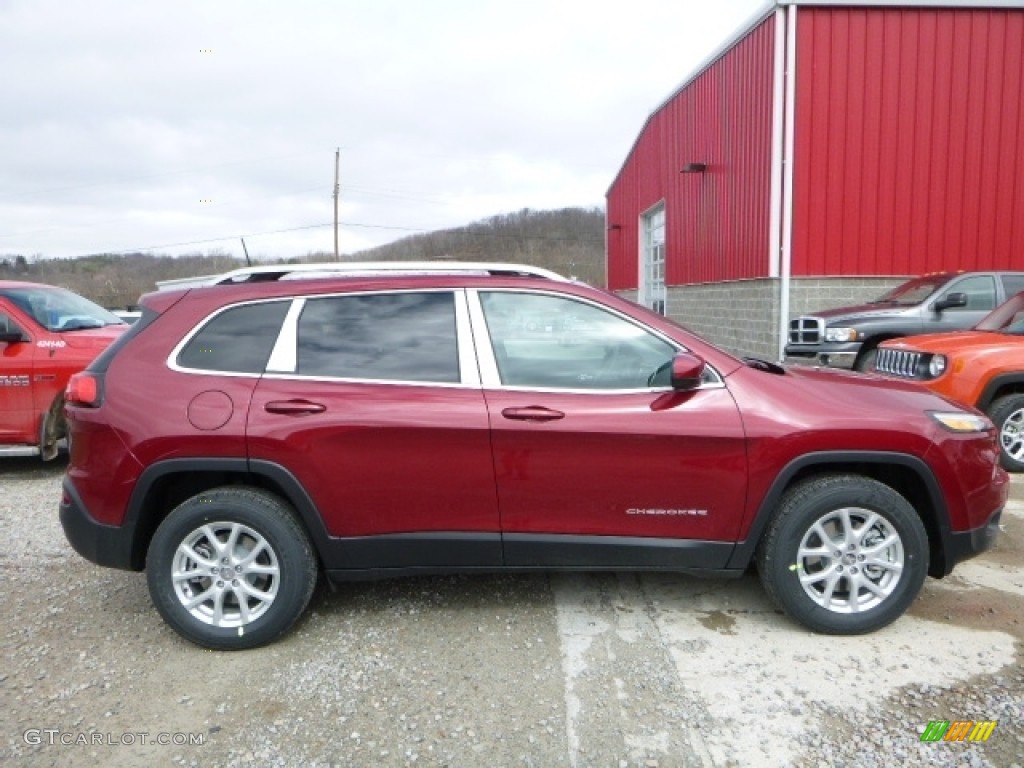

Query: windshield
[[976, 292, 1024, 335], [870, 274, 952, 306], [0, 286, 124, 332]]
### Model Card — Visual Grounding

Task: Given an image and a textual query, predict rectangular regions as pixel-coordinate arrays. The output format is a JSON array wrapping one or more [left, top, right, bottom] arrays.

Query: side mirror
[[933, 292, 967, 312], [0, 329, 28, 344], [671, 351, 706, 391]]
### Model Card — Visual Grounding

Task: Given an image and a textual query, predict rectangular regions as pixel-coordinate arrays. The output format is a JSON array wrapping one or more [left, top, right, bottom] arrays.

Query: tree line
[[0, 207, 606, 307]]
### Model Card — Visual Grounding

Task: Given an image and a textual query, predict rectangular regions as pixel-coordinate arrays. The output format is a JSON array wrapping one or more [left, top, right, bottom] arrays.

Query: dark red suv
[[60, 263, 1008, 649]]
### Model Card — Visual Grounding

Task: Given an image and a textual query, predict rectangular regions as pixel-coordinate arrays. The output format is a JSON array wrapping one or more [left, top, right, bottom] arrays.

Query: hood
[[784, 362, 934, 397], [805, 303, 908, 322], [883, 330, 1022, 355], [736, 363, 981, 445], [57, 324, 128, 351]]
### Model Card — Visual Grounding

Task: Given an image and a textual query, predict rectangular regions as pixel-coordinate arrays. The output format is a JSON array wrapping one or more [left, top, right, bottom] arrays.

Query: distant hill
[[0, 207, 606, 307], [354, 207, 605, 285]]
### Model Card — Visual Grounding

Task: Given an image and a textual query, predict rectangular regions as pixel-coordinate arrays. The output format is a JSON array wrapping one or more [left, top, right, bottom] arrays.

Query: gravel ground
[[1, 457, 1021, 767]]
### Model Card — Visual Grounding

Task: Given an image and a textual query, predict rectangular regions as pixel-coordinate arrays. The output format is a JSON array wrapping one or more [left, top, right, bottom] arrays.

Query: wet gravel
[[1, 456, 1021, 767]]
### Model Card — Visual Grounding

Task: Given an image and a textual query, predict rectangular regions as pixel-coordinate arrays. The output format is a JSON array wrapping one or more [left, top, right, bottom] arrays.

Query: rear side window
[[178, 301, 290, 373], [1001, 275, 1024, 297], [296, 292, 458, 383]]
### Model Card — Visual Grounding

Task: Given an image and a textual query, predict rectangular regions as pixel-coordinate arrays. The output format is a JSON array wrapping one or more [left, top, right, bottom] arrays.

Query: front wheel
[[853, 346, 878, 373], [146, 487, 317, 650], [987, 394, 1024, 472], [756, 474, 928, 634]]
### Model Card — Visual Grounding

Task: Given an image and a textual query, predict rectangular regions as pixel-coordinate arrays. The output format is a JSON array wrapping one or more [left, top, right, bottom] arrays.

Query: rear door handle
[[501, 406, 565, 422], [264, 399, 326, 416]]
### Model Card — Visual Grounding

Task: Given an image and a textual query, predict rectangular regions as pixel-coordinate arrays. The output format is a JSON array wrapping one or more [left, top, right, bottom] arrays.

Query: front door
[[472, 290, 747, 570], [0, 308, 36, 444]]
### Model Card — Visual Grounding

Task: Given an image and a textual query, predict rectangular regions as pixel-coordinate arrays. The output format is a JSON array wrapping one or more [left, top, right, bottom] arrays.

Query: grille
[[789, 317, 823, 344], [875, 348, 922, 378]]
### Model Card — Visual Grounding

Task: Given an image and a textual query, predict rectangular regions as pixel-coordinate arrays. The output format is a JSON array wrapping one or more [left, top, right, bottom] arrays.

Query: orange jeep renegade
[[876, 291, 1024, 472]]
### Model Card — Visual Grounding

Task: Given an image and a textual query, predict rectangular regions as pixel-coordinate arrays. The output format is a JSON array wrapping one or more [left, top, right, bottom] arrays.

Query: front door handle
[[264, 399, 326, 416], [501, 406, 565, 422]]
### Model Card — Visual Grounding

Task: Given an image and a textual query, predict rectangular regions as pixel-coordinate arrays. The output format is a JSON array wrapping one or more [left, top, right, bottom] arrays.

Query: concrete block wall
[[786, 277, 908, 319], [615, 276, 910, 362]]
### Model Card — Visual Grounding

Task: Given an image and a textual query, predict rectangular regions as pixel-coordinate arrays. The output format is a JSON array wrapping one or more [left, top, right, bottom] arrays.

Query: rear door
[[246, 289, 500, 569], [469, 289, 748, 570], [0, 303, 38, 445]]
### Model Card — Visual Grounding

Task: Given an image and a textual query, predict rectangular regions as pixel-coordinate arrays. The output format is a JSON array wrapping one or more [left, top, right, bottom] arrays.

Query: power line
[[66, 219, 604, 259]]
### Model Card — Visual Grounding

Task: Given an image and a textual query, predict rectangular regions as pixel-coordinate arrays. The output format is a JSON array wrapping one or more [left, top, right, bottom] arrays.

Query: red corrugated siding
[[606, 17, 776, 290], [792, 6, 1024, 276]]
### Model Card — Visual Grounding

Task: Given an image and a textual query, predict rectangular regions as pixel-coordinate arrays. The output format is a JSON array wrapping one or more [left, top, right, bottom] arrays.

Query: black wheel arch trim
[[726, 451, 953, 575], [122, 457, 336, 569], [122, 458, 504, 571], [977, 373, 1024, 412]]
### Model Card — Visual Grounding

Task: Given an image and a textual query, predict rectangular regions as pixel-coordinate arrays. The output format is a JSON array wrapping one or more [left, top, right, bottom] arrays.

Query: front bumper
[[943, 507, 1003, 575], [59, 478, 139, 570], [783, 341, 862, 369]]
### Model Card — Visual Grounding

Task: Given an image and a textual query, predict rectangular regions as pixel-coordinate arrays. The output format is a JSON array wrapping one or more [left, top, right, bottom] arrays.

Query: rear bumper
[[59, 478, 139, 570]]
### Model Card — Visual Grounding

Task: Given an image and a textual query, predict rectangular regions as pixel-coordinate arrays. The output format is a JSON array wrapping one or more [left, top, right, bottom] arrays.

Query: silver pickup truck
[[785, 271, 1024, 371]]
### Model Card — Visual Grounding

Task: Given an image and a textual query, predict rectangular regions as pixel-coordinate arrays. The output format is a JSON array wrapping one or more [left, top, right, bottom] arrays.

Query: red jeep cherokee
[[1, 281, 126, 459], [60, 263, 1007, 649]]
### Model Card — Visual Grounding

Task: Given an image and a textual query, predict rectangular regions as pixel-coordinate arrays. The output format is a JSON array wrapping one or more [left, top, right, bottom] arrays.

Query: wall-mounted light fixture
[[681, 163, 708, 173], [607, 224, 623, 231]]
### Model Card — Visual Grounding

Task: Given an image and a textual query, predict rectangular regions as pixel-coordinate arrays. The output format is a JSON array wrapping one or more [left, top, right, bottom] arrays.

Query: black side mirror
[[0, 329, 28, 344], [670, 351, 706, 391], [933, 292, 968, 312]]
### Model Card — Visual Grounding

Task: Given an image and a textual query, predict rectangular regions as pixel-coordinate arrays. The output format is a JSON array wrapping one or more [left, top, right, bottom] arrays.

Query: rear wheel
[[987, 394, 1024, 472], [756, 474, 928, 634], [146, 487, 317, 650]]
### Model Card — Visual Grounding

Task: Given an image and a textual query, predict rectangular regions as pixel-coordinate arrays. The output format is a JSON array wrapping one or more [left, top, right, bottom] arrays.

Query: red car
[[0, 281, 126, 459], [60, 262, 1007, 649]]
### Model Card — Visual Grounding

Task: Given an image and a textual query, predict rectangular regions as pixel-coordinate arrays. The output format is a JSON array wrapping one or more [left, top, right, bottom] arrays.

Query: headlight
[[929, 411, 990, 433], [927, 355, 947, 378], [824, 327, 859, 342]]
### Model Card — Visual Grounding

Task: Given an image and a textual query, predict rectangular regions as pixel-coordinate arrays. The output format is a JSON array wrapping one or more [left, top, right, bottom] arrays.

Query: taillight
[[66, 373, 102, 407]]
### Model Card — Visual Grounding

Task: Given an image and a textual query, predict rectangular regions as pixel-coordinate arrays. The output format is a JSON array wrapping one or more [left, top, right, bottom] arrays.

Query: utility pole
[[333, 147, 340, 261]]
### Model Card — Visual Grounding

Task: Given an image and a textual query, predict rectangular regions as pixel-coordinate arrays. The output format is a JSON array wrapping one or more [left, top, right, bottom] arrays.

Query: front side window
[[945, 275, 996, 311], [296, 292, 459, 383], [178, 301, 290, 373], [479, 291, 676, 390]]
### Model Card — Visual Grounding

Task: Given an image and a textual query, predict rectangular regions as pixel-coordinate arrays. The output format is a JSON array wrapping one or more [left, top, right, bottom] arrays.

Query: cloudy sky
[[2, 0, 767, 261]]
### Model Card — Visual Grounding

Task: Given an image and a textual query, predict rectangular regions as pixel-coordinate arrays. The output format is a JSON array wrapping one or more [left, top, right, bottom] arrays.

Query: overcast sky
[[1, 0, 767, 261]]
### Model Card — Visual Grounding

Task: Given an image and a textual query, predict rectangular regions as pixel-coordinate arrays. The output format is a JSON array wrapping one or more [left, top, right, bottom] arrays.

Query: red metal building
[[606, 0, 1024, 359]]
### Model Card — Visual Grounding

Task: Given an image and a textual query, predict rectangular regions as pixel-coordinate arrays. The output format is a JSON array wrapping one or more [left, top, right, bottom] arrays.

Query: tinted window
[[297, 292, 458, 383], [178, 301, 290, 373], [479, 292, 676, 389], [1001, 275, 1024, 297]]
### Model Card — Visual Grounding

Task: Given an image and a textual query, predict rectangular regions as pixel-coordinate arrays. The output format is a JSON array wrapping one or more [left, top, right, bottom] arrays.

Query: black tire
[[987, 394, 1024, 473], [146, 487, 317, 650], [853, 345, 878, 373], [756, 474, 928, 634]]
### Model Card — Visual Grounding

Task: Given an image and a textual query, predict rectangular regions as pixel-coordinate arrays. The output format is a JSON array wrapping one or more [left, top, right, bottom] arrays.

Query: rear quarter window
[[177, 301, 290, 373]]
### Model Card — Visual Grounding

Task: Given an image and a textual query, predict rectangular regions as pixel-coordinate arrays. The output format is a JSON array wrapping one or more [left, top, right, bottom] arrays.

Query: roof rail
[[155, 261, 568, 291]]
